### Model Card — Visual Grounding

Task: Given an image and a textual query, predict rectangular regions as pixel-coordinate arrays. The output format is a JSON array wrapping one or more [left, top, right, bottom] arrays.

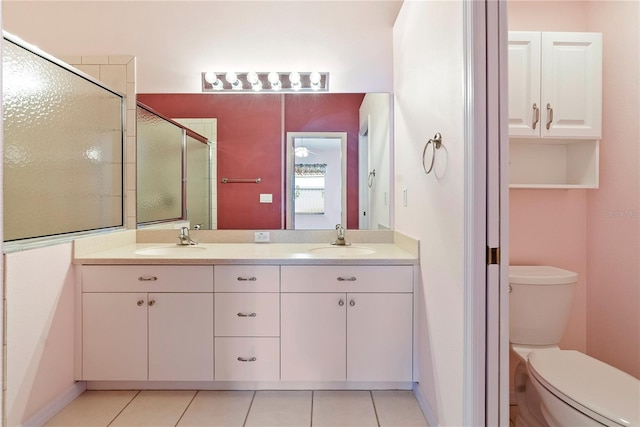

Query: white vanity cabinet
[[508, 31, 602, 188], [81, 265, 214, 381], [214, 265, 280, 381], [280, 265, 413, 382]]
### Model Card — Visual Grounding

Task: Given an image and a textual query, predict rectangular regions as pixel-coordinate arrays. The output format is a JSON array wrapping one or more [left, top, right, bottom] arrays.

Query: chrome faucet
[[331, 224, 350, 246], [178, 226, 198, 246]]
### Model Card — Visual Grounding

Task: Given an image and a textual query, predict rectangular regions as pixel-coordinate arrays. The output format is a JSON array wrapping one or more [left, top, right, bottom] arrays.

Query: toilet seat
[[527, 349, 640, 427]]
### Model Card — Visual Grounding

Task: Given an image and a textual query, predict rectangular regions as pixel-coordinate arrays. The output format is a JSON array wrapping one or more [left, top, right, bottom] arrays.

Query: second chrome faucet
[[178, 226, 198, 246], [331, 224, 350, 246]]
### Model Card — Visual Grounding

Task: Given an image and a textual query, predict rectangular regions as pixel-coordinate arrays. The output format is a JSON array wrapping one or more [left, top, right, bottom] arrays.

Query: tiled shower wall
[[59, 55, 138, 229]]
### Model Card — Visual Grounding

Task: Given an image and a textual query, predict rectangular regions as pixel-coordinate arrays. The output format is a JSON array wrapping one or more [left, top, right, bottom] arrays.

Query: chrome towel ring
[[422, 132, 442, 175]]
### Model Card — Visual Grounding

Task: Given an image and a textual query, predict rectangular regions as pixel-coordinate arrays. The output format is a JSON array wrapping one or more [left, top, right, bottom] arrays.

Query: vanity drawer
[[82, 265, 214, 292], [215, 337, 280, 381], [281, 265, 413, 293], [215, 293, 280, 337], [214, 265, 280, 292]]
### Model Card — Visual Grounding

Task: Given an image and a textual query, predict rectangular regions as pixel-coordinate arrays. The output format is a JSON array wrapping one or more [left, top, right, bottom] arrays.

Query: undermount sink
[[134, 245, 207, 256], [308, 245, 376, 256]]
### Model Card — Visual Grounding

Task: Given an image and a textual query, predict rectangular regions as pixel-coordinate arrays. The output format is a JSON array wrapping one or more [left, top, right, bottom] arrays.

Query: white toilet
[[509, 265, 640, 427]]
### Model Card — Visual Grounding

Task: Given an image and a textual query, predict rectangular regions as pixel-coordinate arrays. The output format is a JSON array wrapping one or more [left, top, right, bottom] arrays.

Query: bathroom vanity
[[74, 235, 418, 390]]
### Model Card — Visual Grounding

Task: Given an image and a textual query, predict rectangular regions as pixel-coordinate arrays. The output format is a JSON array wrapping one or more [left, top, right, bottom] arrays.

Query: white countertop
[[73, 242, 418, 265]]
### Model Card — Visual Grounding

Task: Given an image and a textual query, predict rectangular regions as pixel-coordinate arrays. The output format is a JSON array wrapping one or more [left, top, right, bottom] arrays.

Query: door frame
[[463, 0, 509, 425]]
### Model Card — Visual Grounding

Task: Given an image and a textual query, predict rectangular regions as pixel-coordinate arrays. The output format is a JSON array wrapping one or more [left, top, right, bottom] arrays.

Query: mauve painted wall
[[508, 0, 640, 379], [137, 93, 364, 229]]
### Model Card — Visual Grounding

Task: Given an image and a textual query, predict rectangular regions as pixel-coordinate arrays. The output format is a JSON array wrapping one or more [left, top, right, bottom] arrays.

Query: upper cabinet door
[[541, 32, 602, 139], [508, 32, 541, 137]]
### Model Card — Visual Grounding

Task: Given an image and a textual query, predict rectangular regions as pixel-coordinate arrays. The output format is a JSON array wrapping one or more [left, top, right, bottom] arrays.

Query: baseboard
[[22, 381, 86, 427], [413, 382, 438, 427]]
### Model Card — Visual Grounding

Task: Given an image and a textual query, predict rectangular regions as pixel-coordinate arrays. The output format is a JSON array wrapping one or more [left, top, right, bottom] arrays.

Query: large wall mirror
[[136, 92, 391, 231]]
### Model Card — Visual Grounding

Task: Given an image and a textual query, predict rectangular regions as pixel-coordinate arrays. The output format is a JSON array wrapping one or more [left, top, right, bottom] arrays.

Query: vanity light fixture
[[201, 71, 329, 92]]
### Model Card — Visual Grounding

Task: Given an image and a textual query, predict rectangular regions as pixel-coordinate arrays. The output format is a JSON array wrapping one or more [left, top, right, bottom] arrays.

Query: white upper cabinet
[[508, 31, 602, 139]]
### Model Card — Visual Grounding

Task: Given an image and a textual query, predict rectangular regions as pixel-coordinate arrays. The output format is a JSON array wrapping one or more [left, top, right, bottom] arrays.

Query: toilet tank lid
[[528, 349, 640, 427], [509, 265, 578, 285]]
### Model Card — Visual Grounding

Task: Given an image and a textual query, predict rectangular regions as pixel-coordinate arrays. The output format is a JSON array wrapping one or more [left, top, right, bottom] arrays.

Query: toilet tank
[[509, 266, 578, 345]]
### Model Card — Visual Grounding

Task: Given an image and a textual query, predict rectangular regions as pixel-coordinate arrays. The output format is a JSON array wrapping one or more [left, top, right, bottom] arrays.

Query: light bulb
[[268, 72, 281, 90], [211, 79, 223, 90], [309, 71, 321, 84], [225, 71, 238, 84], [289, 71, 301, 85], [247, 72, 259, 84], [268, 72, 280, 84], [204, 72, 217, 84]]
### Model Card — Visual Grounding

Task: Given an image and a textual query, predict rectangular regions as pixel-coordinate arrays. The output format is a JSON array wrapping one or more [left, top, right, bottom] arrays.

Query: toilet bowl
[[509, 266, 640, 427]]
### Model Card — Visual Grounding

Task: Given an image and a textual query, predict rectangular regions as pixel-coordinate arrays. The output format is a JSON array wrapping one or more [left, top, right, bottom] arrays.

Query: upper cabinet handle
[[337, 276, 357, 282], [237, 276, 257, 282], [546, 103, 553, 130], [237, 312, 257, 317], [138, 276, 158, 281], [532, 103, 540, 129]]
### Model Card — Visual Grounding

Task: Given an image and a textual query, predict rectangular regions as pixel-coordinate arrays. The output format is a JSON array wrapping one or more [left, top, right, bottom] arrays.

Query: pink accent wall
[[508, 1, 640, 379], [585, 0, 640, 378]]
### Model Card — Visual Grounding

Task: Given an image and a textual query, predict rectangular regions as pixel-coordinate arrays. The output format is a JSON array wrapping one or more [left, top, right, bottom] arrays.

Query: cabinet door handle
[[338, 299, 345, 306], [148, 300, 156, 306], [237, 312, 257, 317], [349, 300, 356, 307], [532, 103, 540, 129], [237, 276, 257, 282], [137, 300, 145, 306], [337, 276, 357, 282], [138, 276, 158, 282], [237, 357, 257, 362], [546, 103, 553, 130]]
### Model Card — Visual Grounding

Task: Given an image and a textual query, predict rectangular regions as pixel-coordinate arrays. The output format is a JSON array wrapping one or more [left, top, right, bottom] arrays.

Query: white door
[[541, 32, 602, 138], [346, 293, 413, 381], [280, 293, 346, 381], [508, 32, 541, 137], [82, 293, 148, 381], [148, 293, 214, 381]]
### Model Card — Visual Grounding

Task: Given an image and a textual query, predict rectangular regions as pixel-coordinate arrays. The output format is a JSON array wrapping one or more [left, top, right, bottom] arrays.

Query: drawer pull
[[138, 276, 158, 282], [148, 300, 156, 306], [137, 300, 145, 306], [350, 300, 356, 307], [237, 357, 257, 362], [237, 276, 257, 282], [237, 312, 257, 318], [338, 299, 345, 307], [337, 276, 357, 282]]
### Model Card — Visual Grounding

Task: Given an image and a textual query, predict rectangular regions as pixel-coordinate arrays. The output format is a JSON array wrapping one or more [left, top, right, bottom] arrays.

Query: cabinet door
[[281, 293, 346, 381], [508, 32, 541, 137], [83, 293, 148, 381], [148, 293, 214, 381], [541, 32, 602, 138], [347, 293, 413, 381]]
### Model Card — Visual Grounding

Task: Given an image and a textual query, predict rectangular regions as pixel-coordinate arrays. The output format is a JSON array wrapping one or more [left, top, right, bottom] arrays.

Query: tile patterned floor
[[44, 390, 429, 427]]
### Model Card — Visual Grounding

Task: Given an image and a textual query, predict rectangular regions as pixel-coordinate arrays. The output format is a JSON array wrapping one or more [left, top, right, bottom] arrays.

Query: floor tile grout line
[[242, 390, 257, 427], [106, 390, 140, 427], [310, 390, 314, 427], [174, 389, 199, 427], [370, 390, 381, 427]]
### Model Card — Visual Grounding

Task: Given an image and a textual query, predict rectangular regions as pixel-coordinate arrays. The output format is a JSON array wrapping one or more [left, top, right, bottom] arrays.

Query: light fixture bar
[[202, 72, 329, 93]]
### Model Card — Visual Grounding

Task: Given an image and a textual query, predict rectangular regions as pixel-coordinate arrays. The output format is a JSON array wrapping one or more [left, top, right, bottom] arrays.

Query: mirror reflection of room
[[136, 93, 391, 231]]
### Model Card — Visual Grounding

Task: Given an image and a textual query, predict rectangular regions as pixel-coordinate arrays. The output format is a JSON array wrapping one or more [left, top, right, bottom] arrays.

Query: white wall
[[393, 2, 466, 426], [5, 244, 77, 426], [359, 93, 391, 229], [2, 1, 401, 93]]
